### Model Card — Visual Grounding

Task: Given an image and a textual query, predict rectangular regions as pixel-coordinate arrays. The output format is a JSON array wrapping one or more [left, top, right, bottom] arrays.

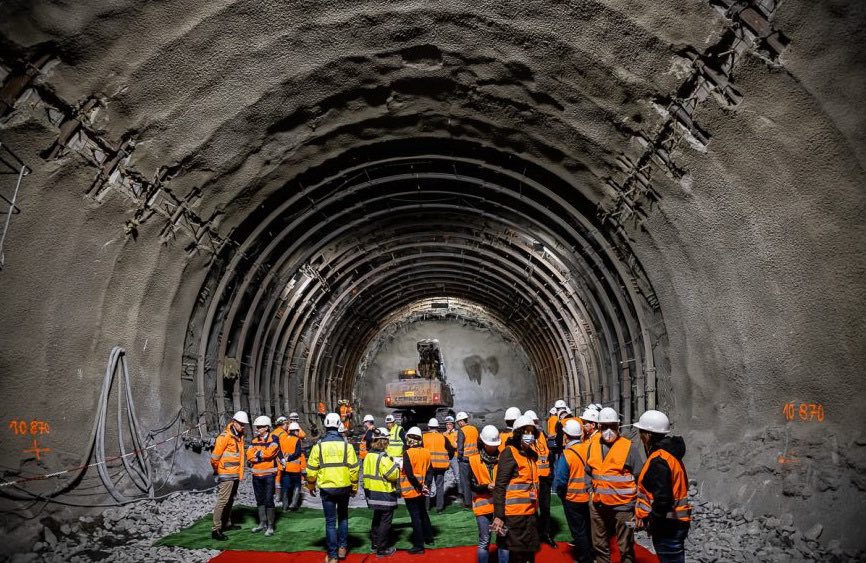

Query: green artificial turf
[[156, 497, 571, 552]]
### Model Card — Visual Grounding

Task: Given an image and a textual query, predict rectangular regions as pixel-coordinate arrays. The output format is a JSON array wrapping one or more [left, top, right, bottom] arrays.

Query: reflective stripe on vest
[[635, 448, 692, 522], [503, 445, 538, 516], [386, 425, 404, 458], [563, 442, 591, 503], [469, 453, 497, 516], [399, 447, 431, 499], [588, 437, 637, 508], [534, 433, 551, 477], [423, 432, 449, 469], [460, 425, 479, 457]]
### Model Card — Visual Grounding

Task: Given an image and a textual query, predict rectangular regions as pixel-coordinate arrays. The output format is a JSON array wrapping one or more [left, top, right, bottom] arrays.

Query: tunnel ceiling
[[1, 0, 864, 437]]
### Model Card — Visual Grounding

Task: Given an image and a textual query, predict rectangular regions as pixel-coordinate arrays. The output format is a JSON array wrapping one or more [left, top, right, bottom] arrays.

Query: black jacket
[[641, 435, 689, 530]]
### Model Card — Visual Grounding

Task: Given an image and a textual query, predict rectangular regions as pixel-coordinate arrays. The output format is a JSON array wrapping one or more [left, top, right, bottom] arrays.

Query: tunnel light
[[385, 396, 392, 406]]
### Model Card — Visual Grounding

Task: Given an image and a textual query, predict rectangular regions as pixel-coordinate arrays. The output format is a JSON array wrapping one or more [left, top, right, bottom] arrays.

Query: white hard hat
[[406, 426, 423, 438], [385, 414, 396, 423], [549, 407, 558, 415], [580, 408, 599, 423], [504, 407, 522, 421], [324, 412, 341, 428], [511, 415, 537, 434], [479, 425, 501, 446], [554, 400, 567, 409], [444, 415, 455, 423], [232, 411, 250, 424], [289, 412, 300, 420], [563, 419, 582, 437], [633, 410, 671, 434], [428, 418, 439, 428], [275, 416, 288, 424], [253, 415, 272, 427], [455, 411, 469, 421], [376, 427, 389, 437], [524, 410, 539, 421], [288, 422, 301, 431], [598, 407, 620, 424], [363, 414, 375, 423]]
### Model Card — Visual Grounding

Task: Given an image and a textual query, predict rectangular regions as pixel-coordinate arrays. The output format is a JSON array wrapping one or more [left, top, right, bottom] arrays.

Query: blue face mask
[[521, 434, 536, 445]]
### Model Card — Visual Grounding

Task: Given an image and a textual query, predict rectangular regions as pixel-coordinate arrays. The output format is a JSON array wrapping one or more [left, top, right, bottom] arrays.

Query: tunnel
[[0, 1, 864, 561]]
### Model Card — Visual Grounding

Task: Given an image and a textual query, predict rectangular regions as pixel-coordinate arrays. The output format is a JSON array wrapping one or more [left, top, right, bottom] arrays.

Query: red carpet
[[210, 539, 657, 562]]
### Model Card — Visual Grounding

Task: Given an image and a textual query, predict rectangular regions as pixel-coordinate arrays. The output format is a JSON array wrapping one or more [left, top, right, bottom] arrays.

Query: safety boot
[[251, 506, 267, 533], [264, 507, 275, 536]]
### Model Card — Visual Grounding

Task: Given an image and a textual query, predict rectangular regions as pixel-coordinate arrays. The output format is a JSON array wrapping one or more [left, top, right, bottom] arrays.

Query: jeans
[[476, 514, 510, 563], [371, 507, 395, 552], [651, 523, 689, 563], [321, 488, 350, 557], [536, 476, 552, 538], [562, 499, 593, 563], [404, 496, 434, 548], [427, 469, 446, 511], [252, 475, 276, 508], [280, 472, 301, 509]]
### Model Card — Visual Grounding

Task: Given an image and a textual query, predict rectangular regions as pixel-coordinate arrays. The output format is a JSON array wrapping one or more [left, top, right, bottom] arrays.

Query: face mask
[[521, 434, 536, 445], [602, 428, 617, 442]]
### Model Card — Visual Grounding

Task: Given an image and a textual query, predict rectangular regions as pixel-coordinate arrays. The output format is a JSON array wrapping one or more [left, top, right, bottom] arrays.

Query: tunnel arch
[[183, 137, 667, 430]]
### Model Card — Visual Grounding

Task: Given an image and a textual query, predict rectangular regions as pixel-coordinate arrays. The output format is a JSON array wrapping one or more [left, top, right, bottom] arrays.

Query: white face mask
[[602, 428, 617, 442], [521, 434, 536, 445]]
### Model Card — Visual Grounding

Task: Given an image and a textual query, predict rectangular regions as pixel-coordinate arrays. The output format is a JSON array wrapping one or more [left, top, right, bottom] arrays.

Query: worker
[[456, 411, 479, 508], [423, 418, 455, 513], [279, 422, 305, 511], [579, 407, 599, 443], [306, 412, 360, 563], [318, 401, 327, 427], [400, 426, 433, 554], [359, 414, 376, 461], [289, 412, 307, 438], [554, 419, 592, 563], [546, 406, 560, 468], [490, 415, 541, 563], [469, 424, 509, 563], [210, 411, 248, 540], [362, 427, 400, 558], [443, 416, 461, 499], [586, 407, 643, 563], [246, 415, 280, 536], [339, 399, 354, 432], [272, 416, 289, 507], [633, 410, 691, 563], [499, 407, 522, 451], [525, 410, 556, 547], [385, 414, 406, 458]]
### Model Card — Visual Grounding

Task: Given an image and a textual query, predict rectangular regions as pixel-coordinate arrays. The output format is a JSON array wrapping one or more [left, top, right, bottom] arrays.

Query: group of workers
[[209, 402, 691, 563]]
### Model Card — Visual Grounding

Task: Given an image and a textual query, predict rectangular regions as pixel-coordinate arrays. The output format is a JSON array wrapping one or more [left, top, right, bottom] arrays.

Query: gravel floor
[[6, 476, 865, 562]]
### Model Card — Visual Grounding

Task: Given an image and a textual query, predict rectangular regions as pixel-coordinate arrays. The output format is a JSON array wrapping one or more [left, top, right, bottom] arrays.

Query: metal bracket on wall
[[0, 142, 30, 270]]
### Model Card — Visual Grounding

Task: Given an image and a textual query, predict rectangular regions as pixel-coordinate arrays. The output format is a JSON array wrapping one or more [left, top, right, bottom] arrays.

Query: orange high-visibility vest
[[400, 447, 432, 499], [246, 433, 280, 477], [635, 448, 692, 522], [282, 434, 303, 473], [546, 415, 558, 438], [534, 433, 551, 477], [563, 441, 591, 503], [273, 426, 288, 482], [469, 453, 497, 516], [503, 445, 538, 516], [211, 424, 245, 480], [444, 429, 458, 449], [498, 430, 512, 453], [423, 432, 449, 470], [588, 437, 637, 508], [460, 424, 479, 457], [359, 431, 369, 460]]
